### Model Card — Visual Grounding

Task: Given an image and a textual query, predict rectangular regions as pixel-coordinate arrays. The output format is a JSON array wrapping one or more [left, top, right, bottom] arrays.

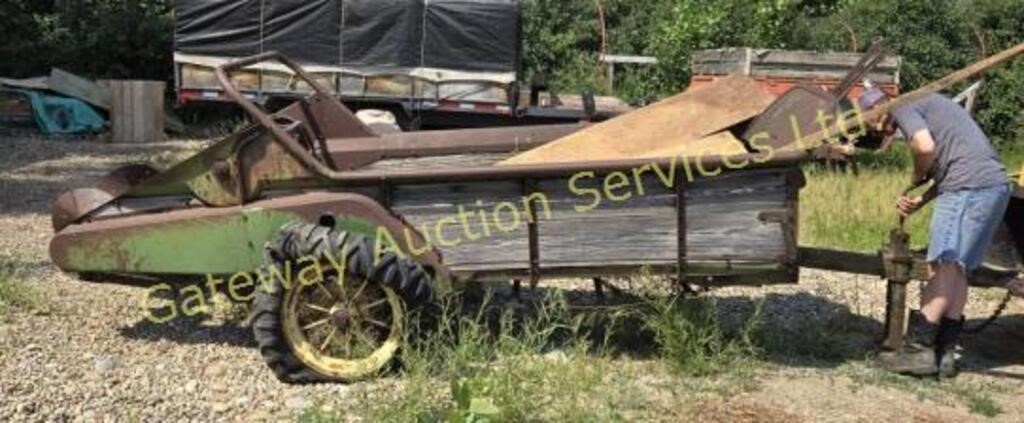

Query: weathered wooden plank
[[388, 169, 794, 273], [536, 200, 787, 264], [49, 68, 111, 110], [692, 48, 901, 83]]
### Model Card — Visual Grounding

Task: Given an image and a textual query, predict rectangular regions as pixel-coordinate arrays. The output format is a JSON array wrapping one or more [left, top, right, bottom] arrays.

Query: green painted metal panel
[[62, 209, 385, 275], [64, 209, 299, 274]]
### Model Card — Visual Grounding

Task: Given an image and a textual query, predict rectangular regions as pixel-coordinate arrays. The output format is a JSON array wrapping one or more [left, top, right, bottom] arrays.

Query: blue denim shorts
[[928, 183, 1012, 271]]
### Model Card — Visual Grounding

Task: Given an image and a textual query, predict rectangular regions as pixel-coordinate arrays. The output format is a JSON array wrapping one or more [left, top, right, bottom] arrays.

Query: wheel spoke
[[341, 332, 353, 357], [318, 326, 337, 352], [361, 298, 388, 312], [365, 317, 390, 329], [351, 278, 370, 302], [315, 282, 336, 300], [334, 272, 347, 296], [304, 303, 332, 314], [352, 325, 377, 349], [303, 318, 329, 331]]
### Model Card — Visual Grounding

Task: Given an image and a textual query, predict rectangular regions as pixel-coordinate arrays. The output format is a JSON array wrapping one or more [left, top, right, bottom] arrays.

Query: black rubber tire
[[251, 221, 434, 383]]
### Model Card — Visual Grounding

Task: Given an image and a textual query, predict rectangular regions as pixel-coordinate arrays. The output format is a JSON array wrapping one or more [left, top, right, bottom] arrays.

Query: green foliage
[[523, 0, 1024, 145], [0, 1, 173, 80], [347, 286, 766, 421], [355, 291, 614, 422], [638, 294, 762, 377]]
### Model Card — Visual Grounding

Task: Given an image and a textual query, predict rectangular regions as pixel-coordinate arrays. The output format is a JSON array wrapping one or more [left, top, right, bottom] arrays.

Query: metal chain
[[964, 290, 1014, 334]]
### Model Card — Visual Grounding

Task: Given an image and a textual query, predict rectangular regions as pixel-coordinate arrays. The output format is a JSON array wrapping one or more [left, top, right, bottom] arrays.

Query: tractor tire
[[251, 221, 434, 383]]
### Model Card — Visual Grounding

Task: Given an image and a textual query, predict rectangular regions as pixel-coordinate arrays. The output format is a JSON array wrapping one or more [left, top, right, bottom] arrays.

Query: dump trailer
[[50, 46, 1024, 383]]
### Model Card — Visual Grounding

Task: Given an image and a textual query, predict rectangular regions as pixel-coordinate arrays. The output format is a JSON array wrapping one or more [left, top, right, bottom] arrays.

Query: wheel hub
[[329, 305, 352, 331]]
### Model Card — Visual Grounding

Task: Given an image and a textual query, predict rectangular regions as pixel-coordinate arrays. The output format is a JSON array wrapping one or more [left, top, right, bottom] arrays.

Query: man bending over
[[859, 88, 1011, 377]]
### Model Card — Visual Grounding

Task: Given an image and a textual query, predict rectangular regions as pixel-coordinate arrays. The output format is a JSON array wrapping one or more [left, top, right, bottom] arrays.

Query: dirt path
[[2, 135, 1024, 422]]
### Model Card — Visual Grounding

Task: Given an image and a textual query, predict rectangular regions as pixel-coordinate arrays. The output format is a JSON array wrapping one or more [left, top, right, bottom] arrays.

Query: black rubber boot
[[934, 316, 964, 378], [877, 311, 955, 377]]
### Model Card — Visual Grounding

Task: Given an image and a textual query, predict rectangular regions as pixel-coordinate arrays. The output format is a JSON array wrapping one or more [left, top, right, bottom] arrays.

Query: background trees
[[0, 0, 1020, 146]]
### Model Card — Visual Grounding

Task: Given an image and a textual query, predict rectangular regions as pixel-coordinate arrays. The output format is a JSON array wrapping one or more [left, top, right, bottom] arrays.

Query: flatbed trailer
[[49, 49, 1024, 383]]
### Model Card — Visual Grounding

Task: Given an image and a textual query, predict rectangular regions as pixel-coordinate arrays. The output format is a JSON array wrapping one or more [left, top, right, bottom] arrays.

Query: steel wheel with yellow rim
[[281, 272, 403, 380], [252, 221, 434, 383]]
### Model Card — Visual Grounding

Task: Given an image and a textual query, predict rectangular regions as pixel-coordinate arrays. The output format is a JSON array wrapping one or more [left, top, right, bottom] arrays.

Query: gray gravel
[[0, 136, 366, 421]]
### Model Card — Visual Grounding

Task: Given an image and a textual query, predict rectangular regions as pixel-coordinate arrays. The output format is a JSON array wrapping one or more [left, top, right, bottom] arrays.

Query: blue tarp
[[14, 89, 105, 134]]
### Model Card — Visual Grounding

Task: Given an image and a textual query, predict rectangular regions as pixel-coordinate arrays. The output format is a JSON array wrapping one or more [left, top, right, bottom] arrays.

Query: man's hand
[[896, 195, 925, 216]]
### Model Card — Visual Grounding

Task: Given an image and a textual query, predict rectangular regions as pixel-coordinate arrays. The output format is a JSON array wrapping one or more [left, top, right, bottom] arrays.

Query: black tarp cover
[[174, 0, 520, 73]]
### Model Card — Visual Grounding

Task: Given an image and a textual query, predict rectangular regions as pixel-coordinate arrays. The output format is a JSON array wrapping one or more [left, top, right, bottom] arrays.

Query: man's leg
[[878, 192, 962, 376], [886, 184, 1011, 377], [920, 262, 967, 323], [946, 267, 969, 320]]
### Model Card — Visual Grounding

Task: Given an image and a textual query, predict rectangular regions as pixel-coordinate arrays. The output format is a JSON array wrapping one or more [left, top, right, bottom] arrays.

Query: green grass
[[800, 143, 1023, 253], [300, 279, 766, 422], [842, 363, 1008, 417], [351, 291, 621, 422], [801, 166, 934, 252], [638, 294, 762, 378], [0, 267, 40, 319]]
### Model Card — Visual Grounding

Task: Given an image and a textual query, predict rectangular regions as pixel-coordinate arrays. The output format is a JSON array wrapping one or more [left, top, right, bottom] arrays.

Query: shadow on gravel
[[0, 136, 197, 215], [0, 178, 83, 214], [962, 313, 1024, 379], [465, 282, 886, 369], [716, 292, 883, 369], [118, 315, 256, 348], [0, 136, 174, 174]]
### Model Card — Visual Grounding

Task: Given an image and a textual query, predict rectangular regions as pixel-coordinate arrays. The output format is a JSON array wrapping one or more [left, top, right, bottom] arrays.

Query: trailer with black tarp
[[172, 0, 619, 129]]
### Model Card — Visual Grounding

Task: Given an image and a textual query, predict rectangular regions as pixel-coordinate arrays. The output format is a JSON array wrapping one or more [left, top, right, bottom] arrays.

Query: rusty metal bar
[[298, 98, 337, 169], [325, 124, 584, 170], [329, 150, 807, 186], [215, 54, 810, 190]]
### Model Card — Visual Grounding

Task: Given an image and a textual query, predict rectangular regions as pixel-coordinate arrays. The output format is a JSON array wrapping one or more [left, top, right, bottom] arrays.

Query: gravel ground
[[2, 135, 1024, 422]]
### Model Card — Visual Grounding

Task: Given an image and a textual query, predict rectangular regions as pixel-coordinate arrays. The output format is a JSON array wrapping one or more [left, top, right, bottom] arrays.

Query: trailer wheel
[[252, 221, 433, 383]]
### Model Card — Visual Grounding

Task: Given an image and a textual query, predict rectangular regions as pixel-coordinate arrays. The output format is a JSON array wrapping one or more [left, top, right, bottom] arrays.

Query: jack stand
[[882, 220, 913, 351]]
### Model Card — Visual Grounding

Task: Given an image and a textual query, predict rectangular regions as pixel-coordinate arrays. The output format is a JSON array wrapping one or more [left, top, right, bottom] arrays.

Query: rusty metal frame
[[213, 51, 809, 191]]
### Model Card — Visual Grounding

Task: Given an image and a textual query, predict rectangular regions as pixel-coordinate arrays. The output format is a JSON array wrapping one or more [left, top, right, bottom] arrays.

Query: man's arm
[[896, 182, 938, 216], [907, 128, 937, 185]]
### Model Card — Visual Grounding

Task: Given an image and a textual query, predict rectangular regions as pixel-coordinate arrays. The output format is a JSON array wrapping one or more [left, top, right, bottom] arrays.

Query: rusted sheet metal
[[50, 192, 452, 292], [52, 188, 115, 232], [499, 73, 775, 166], [741, 84, 840, 152], [52, 164, 160, 231]]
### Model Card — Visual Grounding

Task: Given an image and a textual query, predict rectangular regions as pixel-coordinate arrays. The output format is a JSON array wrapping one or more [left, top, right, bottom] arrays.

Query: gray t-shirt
[[891, 94, 1006, 193]]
